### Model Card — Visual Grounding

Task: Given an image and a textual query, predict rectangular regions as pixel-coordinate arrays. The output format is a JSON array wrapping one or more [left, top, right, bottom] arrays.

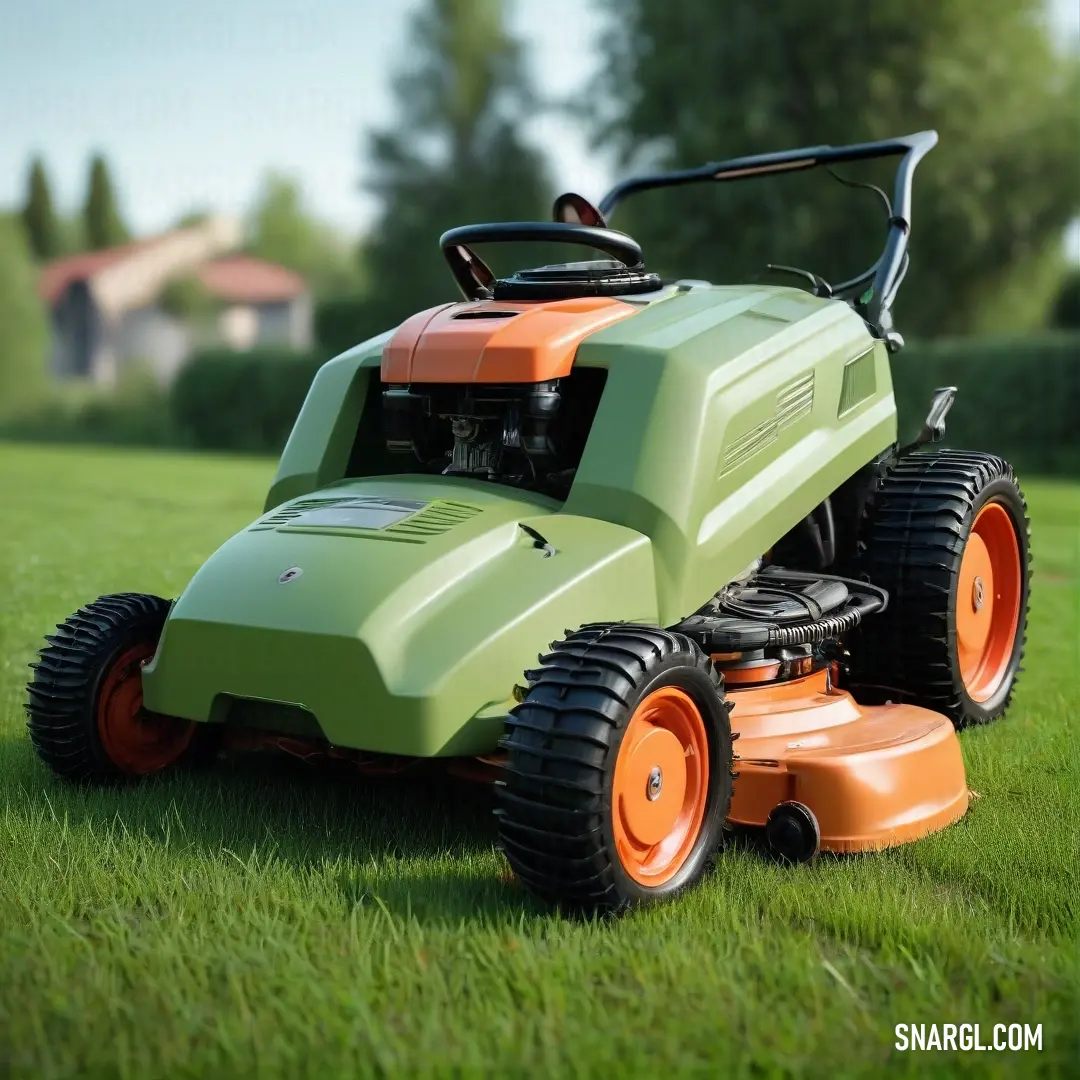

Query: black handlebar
[[436, 132, 938, 346], [440, 222, 643, 300], [598, 130, 939, 345]]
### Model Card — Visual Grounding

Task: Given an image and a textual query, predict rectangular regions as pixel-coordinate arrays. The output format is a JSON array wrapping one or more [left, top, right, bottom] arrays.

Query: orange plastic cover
[[726, 670, 970, 852], [381, 296, 637, 384]]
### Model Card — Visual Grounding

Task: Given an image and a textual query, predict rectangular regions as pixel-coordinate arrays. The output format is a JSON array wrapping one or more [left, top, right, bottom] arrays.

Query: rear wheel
[[496, 624, 734, 913], [845, 450, 1030, 728], [26, 593, 217, 783]]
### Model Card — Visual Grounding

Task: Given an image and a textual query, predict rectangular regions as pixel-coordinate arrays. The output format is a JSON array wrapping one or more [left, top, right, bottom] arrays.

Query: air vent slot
[[776, 371, 815, 429], [720, 371, 816, 477], [252, 496, 484, 542], [838, 348, 877, 417], [721, 415, 778, 477], [452, 309, 520, 320], [383, 499, 483, 538], [252, 497, 346, 530]]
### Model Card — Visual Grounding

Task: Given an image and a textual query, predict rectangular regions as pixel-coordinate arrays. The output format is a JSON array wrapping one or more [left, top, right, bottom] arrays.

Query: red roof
[[196, 255, 306, 304], [38, 239, 306, 308], [38, 236, 161, 305]]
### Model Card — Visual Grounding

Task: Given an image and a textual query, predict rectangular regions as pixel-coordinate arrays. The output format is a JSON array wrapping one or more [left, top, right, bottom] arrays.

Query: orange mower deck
[[726, 668, 969, 852]]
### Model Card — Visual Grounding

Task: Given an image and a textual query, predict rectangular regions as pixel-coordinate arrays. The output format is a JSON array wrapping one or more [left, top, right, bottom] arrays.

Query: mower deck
[[215, 664, 971, 856], [726, 668, 970, 852]]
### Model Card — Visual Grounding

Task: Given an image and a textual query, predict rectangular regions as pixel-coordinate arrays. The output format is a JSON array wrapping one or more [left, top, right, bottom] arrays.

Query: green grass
[[1, 442, 1077, 1080]]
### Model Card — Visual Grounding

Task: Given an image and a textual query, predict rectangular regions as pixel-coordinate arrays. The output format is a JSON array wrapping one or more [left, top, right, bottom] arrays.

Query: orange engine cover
[[726, 669, 970, 852], [381, 296, 637, 384]]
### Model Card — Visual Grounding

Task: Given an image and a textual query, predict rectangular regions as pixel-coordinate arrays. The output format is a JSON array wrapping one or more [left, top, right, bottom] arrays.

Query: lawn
[[0, 442, 1076, 1079]]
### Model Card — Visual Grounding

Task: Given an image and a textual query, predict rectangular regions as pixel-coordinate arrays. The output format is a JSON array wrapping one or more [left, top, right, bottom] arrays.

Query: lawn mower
[[26, 130, 1031, 913]]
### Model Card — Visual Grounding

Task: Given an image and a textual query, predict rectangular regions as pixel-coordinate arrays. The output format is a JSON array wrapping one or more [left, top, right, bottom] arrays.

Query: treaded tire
[[495, 624, 734, 914], [845, 449, 1030, 729], [26, 593, 218, 784]]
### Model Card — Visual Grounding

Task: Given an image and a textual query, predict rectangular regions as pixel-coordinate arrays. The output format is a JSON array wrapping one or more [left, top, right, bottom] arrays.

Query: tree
[[592, 0, 1080, 337], [357, 0, 553, 335], [1049, 267, 1080, 329], [82, 153, 130, 250], [21, 157, 61, 261], [159, 274, 219, 322], [0, 215, 49, 418], [174, 210, 213, 229], [246, 172, 360, 298], [55, 215, 84, 256]]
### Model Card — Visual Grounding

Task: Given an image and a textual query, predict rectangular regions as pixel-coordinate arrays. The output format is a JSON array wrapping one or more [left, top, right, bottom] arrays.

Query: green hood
[[141, 474, 657, 755]]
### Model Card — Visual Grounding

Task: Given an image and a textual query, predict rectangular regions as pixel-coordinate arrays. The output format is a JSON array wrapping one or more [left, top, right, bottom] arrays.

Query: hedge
[[892, 332, 1079, 475], [0, 364, 176, 448], [3, 333, 1077, 473], [1050, 268, 1080, 330], [170, 346, 327, 453], [169, 333, 1075, 471], [314, 295, 382, 360]]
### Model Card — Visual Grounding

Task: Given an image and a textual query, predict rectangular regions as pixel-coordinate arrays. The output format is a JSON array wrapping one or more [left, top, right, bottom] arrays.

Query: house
[[39, 217, 313, 386]]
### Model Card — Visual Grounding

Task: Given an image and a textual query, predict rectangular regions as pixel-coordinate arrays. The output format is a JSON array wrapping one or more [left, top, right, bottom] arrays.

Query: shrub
[[0, 360, 173, 446], [4, 328, 1077, 477], [159, 274, 219, 321], [0, 214, 49, 419], [892, 332, 1080, 475], [1049, 268, 1080, 330], [170, 346, 326, 453], [314, 295, 383, 359]]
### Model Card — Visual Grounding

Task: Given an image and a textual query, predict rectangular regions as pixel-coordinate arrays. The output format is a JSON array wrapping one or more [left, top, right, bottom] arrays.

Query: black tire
[[26, 593, 218, 784], [495, 624, 735, 913], [845, 450, 1030, 729]]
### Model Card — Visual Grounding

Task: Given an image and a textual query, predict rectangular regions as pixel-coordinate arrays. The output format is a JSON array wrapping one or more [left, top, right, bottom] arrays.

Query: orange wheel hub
[[96, 644, 196, 775], [612, 686, 710, 887], [956, 501, 1022, 702]]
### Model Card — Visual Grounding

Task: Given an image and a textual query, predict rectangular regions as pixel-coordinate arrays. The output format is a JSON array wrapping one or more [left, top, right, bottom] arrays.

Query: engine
[[380, 370, 606, 502]]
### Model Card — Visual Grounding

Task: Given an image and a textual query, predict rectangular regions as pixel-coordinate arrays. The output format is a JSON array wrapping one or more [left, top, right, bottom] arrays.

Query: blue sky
[[1, 0, 1077, 253], [0, 0, 611, 236]]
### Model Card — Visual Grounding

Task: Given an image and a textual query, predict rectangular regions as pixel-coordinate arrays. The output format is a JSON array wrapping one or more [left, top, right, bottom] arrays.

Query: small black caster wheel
[[765, 801, 820, 864]]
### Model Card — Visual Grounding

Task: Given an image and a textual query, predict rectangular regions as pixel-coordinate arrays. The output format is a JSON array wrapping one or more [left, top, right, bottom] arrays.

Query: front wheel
[[496, 624, 734, 913], [26, 593, 217, 783]]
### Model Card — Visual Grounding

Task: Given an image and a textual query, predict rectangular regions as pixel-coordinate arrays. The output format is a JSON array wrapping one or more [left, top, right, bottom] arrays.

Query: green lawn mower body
[[141, 284, 892, 756], [28, 131, 1032, 912]]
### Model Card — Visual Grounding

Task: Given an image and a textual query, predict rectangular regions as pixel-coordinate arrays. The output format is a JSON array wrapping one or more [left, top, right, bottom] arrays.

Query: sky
[[1, 0, 1078, 254], [0, 0, 612, 237]]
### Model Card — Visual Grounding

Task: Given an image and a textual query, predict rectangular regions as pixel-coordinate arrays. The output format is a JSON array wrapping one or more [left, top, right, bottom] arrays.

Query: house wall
[[44, 229, 313, 386], [255, 301, 291, 346], [113, 305, 192, 386], [220, 306, 259, 351], [49, 292, 195, 387], [290, 293, 313, 348], [255, 294, 312, 348], [215, 297, 313, 353], [106, 296, 312, 384]]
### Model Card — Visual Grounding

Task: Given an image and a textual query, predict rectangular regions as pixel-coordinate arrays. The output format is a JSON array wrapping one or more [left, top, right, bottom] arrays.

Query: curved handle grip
[[439, 221, 643, 300]]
